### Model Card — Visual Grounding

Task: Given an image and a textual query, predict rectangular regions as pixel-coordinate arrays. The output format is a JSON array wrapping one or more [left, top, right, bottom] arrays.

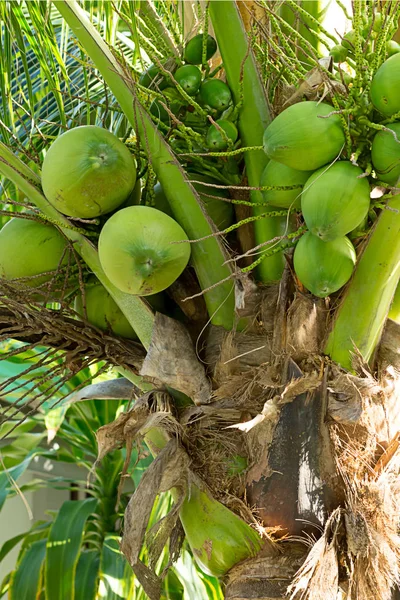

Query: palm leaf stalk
[[209, 0, 286, 282]]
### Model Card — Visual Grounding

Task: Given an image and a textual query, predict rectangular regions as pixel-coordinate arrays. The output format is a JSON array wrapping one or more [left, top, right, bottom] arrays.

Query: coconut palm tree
[[0, 1, 400, 599]]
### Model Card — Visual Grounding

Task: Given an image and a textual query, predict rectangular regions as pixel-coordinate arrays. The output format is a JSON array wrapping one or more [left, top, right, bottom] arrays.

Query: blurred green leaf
[[9, 539, 46, 600], [99, 535, 134, 600], [74, 550, 100, 600], [44, 498, 98, 600]]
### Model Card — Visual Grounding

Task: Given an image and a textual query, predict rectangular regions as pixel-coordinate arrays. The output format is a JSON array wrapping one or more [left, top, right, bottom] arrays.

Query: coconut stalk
[[54, 0, 236, 331], [209, 0, 286, 283], [325, 194, 400, 371]]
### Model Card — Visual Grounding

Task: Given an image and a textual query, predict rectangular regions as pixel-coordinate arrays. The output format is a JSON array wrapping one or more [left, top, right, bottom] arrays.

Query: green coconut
[[98, 206, 191, 296], [0, 217, 72, 291], [175, 64, 202, 95], [42, 126, 137, 219], [206, 120, 238, 151], [260, 160, 313, 209], [138, 64, 168, 90], [263, 101, 345, 171], [199, 79, 232, 112], [387, 40, 400, 57], [75, 280, 137, 339], [184, 34, 217, 65], [294, 232, 356, 298], [153, 175, 234, 231], [301, 161, 370, 241], [370, 53, 400, 117], [371, 122, 400, 185]]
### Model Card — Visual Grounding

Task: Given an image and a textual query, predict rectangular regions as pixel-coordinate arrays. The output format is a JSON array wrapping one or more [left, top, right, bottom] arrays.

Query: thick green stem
[[325, 195, 400, 371], [55, 0, 235, 330], [209, 0, 286, 283]]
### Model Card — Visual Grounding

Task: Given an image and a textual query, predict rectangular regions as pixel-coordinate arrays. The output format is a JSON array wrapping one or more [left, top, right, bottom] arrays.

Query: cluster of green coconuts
[[140, 33, 239, 152], [0, 126, 192, 340], [261, 47, 400, 298]]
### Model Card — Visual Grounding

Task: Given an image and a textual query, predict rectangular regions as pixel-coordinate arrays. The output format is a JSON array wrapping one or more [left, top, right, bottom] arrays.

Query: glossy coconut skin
[[175, 65, 202, 95], [42, 126, 137, 219], [293, 232, 356, 298], [206, 120, 238, 151], [0, 218, 71, 290], [98, 206, 191, 296], [370, 53, 400, 117], [199, 79, 232, 112], [260, 160, 313, 209], [371, 122, 400, 185], [301, 161, 370, 241], [263, 101, 345, 171], [184, 34, 217, 65]]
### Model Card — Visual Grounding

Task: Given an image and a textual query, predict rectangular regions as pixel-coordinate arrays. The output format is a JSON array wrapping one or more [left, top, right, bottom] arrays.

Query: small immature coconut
[[175, 65, 202, 95], [199, 79, 232, 112], [301, 161, 370, 241], [184, 34, 217, 65], [138, 64, 168, 90], [42, 126, 137, 219], [206, 120, 238, 151], [0, 217, 71, 290], [263, 101, 345, 171], [294, 232, 356, 298], [98, 206, 191, 296]]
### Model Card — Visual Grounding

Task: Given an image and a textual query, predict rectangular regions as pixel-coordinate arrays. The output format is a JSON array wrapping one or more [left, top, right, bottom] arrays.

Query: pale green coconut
[[294, 232, 356, 298], [98, 206, 191, 296], [301, 161, 370, 241], [0, 217, 72, 291], [42, 126, 137, 219]]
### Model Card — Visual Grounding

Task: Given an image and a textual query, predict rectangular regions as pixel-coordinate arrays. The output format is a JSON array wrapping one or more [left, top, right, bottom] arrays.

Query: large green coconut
[[301, 161, 370, 241], [370, 53, 400, 117], [260, 160, 313, 209], [293, 232, 356, 298], [153, 175, 234, 230], [75, 280, 137, 339], [98, 206, 191, 296], [263, 101, 345, 171], [0, 217, 72, 291], [371, 123, 400, 185], [42, 126, 137, 219]]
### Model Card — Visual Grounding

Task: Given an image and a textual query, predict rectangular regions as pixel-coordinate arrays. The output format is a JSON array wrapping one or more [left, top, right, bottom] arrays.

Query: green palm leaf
[[8, 539, 47, 600], [44, 498, 98, 600]]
